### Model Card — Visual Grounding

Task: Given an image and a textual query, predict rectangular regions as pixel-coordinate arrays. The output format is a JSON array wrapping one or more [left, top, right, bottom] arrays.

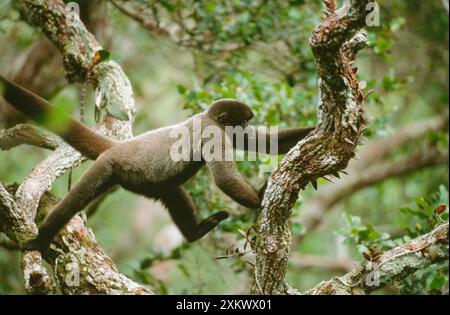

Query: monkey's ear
[[218, 112, 228, 125]]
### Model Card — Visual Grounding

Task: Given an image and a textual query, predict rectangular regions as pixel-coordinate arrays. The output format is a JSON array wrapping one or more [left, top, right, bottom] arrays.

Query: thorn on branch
[[323, 0, 337, 14], [311, 179, 318, 190], [349, 122, 359, 133], [344, 138, 355, 145], [363, 89, 375, 102]]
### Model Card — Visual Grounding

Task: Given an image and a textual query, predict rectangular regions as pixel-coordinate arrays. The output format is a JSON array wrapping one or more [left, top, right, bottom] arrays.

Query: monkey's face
[[209, 99, 254, 128]]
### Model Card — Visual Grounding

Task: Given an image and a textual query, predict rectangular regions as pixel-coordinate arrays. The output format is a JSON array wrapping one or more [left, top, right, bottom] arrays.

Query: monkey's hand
[[190, 211, 229, 242]]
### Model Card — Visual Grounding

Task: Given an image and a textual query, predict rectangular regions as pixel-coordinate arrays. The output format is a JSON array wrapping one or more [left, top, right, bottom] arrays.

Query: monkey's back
[[108, 116, 205, 195]]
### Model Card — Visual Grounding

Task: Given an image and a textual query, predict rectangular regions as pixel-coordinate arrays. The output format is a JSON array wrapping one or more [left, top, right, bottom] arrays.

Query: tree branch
[[109, 0, 171, 37], [0, 124, 60, 151], [0, 0, 152, 294], [252, 0, 370, 294], [306, 223, 449, 295]]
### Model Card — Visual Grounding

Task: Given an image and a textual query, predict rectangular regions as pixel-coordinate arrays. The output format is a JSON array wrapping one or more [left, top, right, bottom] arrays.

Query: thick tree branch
[[0, 183, 52, 294], [252, 0, 370, 294], [0, 124, 60, 151], [0, 183, 37, 244], [306, 223, 449, 295], [22, 250, 54, 294], [1, 183, 152, 294], [1, 0, 112, 128], [0, 0, 152, 294]]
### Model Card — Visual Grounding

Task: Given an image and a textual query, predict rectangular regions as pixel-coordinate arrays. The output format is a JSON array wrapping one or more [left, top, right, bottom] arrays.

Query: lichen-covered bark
[[306, 223, 449, 295], [16, 0, 136, 121], [0, 183, 38, 244], [1, 183, 56, 294], [1, 184, 152, 294], [0, 0, 152, 294], [252, 0, 370, 294], [22, 249, 54, 295], [0, 124, 60, 151]]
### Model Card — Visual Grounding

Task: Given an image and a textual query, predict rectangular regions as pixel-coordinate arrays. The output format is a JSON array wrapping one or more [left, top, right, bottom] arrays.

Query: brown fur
[[0, 75, 314, 250]]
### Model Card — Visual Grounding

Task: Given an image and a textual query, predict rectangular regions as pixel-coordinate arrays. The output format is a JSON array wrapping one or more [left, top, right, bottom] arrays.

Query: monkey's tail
[[1, 75, 115, 160]]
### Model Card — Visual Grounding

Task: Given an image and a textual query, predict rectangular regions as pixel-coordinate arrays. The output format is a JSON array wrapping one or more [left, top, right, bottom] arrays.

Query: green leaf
[[400, 207, 428, 220], [109, 52, 123, 62], [439, 185, 449, 205], [177, 84, 187, 95], [93, 49, 111, 65], [439, 210, 449, 221], [390, 17, 405, 32], [426, 274, 445, 290]]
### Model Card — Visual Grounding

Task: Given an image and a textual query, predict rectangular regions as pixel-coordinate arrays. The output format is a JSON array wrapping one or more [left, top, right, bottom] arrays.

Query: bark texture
[[0, 0, 151, 294], [252, 0, 370, 294], [306, 223, 449, 295]]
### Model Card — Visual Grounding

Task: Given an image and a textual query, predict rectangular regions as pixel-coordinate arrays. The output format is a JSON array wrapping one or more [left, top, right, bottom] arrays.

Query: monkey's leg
[[159, 187, 229, 242], [23, 155, 116, 251]]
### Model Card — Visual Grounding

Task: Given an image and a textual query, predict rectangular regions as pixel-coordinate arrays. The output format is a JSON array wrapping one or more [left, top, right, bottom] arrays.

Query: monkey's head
[[208, 99, 254, 128]]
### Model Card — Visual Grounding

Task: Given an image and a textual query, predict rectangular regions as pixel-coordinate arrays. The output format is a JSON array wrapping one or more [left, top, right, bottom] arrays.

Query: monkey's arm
[[207, 160, 260, 208], [233, 126, 315, 154], [23, 155, 116, 251], [0, 75, 115, 160], [159, 187, 228, 242]]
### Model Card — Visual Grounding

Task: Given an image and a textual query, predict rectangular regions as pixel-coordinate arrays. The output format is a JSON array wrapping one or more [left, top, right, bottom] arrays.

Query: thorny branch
[[306, 223, 449, 295], [252, 0, 370, 295]]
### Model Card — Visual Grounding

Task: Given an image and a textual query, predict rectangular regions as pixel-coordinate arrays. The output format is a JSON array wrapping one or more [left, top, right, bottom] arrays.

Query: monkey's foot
[[189, 211, 229, 242]]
